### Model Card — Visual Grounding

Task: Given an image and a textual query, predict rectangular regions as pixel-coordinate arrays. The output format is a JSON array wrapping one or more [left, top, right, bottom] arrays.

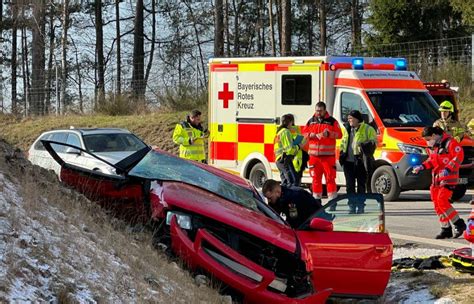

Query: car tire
[[371, 165, 401, 201], [451, 184, 467, 202], [249, 163, 267, 190]]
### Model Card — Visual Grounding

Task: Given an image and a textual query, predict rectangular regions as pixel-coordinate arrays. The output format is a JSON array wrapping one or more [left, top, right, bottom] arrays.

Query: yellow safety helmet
[[438, 100, 454, 112]]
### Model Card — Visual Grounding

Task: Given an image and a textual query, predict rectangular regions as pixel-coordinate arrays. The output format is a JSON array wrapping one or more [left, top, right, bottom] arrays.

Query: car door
[[296, 194, 392, 298]]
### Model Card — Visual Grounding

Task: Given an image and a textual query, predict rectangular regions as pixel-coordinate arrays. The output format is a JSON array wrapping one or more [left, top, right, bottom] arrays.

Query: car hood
[[94, 151, 137, 164], [385, 127, 425, 147], [154, 181, 297, 253]]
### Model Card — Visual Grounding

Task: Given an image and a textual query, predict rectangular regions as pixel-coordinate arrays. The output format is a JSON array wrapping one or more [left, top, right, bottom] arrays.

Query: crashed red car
[[42, 140, 393, 303]]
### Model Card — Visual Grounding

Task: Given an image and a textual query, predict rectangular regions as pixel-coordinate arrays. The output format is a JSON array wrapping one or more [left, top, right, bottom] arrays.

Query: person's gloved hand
[[412, 165, 424, 174]]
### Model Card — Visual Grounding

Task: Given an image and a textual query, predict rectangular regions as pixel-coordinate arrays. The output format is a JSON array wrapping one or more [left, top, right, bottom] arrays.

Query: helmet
[[438, 100, 454, 112]]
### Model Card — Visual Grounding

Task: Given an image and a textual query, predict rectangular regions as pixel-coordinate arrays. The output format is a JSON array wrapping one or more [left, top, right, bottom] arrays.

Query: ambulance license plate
[[458, 178, 468, 184]]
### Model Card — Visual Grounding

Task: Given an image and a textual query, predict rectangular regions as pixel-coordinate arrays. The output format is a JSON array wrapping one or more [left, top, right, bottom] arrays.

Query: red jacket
[[305, 112, 342, 157], [422, 133, 464, 186]]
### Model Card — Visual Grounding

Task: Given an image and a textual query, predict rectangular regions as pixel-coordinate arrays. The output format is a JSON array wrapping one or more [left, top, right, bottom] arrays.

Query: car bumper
[[392, 154, 431, 190], [169, 217, 332, 304]]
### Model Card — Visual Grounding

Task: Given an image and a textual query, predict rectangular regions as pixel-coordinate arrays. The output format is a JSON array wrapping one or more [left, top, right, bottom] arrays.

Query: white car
[[28, 127, 148, 176]]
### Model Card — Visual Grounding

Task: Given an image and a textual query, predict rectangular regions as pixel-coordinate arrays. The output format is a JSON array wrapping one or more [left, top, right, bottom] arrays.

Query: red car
[[42, 140, 393, 303]]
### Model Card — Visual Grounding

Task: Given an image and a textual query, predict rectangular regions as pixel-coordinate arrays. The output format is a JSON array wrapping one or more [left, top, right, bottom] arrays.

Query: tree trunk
[[268, 0, 276, 56], [60, 0, 69, 115], [11, 1, 17, 114], [351, 0, 361, 53], [281, 0, 291, 56], [95, 0, 105, 106], [224, 0, 231, 56], [214, 0, 224, 57], [307, 3, 313, 54], [144, 0, 156, 90], [115, 0, 121, 95], [318, 0, 327, 55], [21, 26, 29, 116], [131, 0, 145, 100], [275, 0, 282, 54], [46, 10, 54, 113], [71, 38, 83, 113], [31, 0, 46, 116], [232, 0, 244, 56]]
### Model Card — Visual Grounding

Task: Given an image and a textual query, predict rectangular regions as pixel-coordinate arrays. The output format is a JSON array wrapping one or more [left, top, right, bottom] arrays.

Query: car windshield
[[83, 133, 147, 153], [128, 151, 260, 211], [367, 91, 440, 127]]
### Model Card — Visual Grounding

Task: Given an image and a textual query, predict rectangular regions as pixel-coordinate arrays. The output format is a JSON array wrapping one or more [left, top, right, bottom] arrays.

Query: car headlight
[[397, 143, 426, 155], [166, 211, 192, 230]]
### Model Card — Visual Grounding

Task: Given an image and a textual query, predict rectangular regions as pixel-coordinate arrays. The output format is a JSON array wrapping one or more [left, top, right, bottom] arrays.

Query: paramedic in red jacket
[[412, 126, 466, 239], [306, 102, 342, 200]]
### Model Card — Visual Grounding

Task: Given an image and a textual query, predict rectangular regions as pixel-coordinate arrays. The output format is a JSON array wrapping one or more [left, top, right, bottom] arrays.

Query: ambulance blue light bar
[[352, 58, 364, 70], [395, 59, 407, 71]]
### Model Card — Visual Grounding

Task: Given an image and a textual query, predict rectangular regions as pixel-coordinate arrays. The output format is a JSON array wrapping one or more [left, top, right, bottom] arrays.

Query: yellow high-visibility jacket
[[274, 127, 299, 162], [172, 121, 206, 162]]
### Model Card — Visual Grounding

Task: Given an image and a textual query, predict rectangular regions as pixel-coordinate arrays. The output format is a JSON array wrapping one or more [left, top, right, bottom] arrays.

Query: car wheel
[[249, 163, 267, 190], [451, 184, 467, 202], [371, 165, 401, 201]]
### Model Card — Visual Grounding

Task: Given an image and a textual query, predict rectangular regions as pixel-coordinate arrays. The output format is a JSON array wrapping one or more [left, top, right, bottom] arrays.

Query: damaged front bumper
[[169, 216, 331, 304]]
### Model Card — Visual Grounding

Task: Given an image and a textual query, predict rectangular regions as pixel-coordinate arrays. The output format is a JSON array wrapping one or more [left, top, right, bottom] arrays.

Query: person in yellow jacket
[[287, 114, 308, 186], [274, 114, 303, 187], [433, 100, 465, 142], [172, 109, 208, 163], [339, 110, 377, 213]]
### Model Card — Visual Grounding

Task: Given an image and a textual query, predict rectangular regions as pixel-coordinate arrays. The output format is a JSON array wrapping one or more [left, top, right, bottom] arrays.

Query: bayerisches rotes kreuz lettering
[[237, 82, 272, 109]]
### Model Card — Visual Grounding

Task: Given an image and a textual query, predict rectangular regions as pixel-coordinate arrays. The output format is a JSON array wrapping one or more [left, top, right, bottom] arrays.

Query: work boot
[[453, 219, 466, 239], [435, 227, 453, 239]]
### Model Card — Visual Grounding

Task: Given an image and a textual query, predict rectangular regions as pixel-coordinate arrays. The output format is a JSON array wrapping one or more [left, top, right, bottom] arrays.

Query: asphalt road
[[384, 189, 473, 249]]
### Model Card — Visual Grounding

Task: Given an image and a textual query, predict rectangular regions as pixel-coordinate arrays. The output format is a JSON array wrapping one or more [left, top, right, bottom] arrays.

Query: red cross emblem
[[218, 83, 234, 109]]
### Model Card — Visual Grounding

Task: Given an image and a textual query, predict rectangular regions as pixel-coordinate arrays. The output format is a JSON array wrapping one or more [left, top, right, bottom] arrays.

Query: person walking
[[433, 100, 465, 142], [306, 102, 342, 200], [339, 110, 377, 213], [412, 126, 466, 239], [172, 109, 208, 163], [262, 179, 322, 228], [274, 114, 302, 187]]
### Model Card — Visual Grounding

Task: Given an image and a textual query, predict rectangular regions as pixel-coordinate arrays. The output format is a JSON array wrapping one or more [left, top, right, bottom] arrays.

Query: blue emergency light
[[408, 154, 421, 166], [352, 58, 364, 70], [395, 59, 407, 71]]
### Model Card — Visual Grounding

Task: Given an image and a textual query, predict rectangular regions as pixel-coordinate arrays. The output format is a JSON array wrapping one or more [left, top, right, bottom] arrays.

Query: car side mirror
[[65, 147, 81, 155], [309, 218, 333, 232]]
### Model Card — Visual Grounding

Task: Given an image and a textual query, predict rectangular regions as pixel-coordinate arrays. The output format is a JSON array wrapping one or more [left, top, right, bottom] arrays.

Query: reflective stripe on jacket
[[433, 118, 465, 142], [290, 125, 304, 172], [274, 127, 299, 161], [172, 121, 206, 161], [422, 134, 464, 186], [340, 122, 377, 156], [306, 113, 342, 157]]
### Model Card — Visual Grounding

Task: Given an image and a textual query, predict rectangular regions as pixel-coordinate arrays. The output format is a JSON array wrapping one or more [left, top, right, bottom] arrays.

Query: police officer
[[412, 126, 466, 239], [306, 102, 342, 200], [433, 100, 465, 142], [339, 110, 377, 213], [274, 114, 302, 187], [172, 109, 208, 163], [262, 179, 322, 228]]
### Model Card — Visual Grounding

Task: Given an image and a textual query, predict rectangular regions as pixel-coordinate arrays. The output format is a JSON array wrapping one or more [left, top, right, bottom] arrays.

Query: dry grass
[[0, 138, 223, 302]]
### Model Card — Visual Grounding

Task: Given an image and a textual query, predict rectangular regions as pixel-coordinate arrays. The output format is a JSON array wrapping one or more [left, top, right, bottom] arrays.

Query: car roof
[[42, 128, 132, 136]]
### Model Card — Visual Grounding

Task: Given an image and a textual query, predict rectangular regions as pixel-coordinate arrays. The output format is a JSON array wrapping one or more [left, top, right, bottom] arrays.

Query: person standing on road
[[339, 110, 377, 213], [172, 109, 208, 163], [274, 114, 302, 187], [262, 179, 322, 228], [412, 126, 466, 239], [433, 100, 465, 142], [306, 102, 342, 200], [287, 114, 308, 186]]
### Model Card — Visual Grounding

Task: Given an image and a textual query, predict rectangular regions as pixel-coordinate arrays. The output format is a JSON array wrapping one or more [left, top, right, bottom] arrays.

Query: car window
[[66, 133, 81, 149], [128, 150, 260, 212], [51, 133, 68, 153], [34, 133, 53, 151], [312, 194, 384, 233], [340, 92, 373, 123], [83, 133, 147, 152]]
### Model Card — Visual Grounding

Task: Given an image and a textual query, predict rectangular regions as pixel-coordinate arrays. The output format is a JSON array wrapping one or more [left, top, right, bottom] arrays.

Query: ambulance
[[207, 56, 474, 201]]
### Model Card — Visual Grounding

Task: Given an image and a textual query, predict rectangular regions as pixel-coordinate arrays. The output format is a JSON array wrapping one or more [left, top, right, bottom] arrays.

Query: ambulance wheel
[[451, 184, 467, 202], [249, 163, 267, 190], [371, 166, 401, 201]]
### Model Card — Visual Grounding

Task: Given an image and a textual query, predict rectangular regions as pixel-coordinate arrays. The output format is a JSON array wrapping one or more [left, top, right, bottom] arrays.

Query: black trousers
[[343, 160, 367, 194], [276, 155, 299, 187]]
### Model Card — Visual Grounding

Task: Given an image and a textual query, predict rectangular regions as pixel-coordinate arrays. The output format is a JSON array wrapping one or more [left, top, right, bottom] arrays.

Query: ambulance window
[[340, 92, 372, 123], [281, 75, 312, 105]]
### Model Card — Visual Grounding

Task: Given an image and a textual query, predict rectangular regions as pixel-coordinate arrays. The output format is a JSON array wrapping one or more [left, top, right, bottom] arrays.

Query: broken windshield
[[128, 150, 260, 211], [367, 91, 440, 127]]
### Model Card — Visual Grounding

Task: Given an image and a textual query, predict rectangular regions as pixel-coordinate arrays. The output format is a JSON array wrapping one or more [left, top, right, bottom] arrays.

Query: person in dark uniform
[[262, 179, 322, 228]]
